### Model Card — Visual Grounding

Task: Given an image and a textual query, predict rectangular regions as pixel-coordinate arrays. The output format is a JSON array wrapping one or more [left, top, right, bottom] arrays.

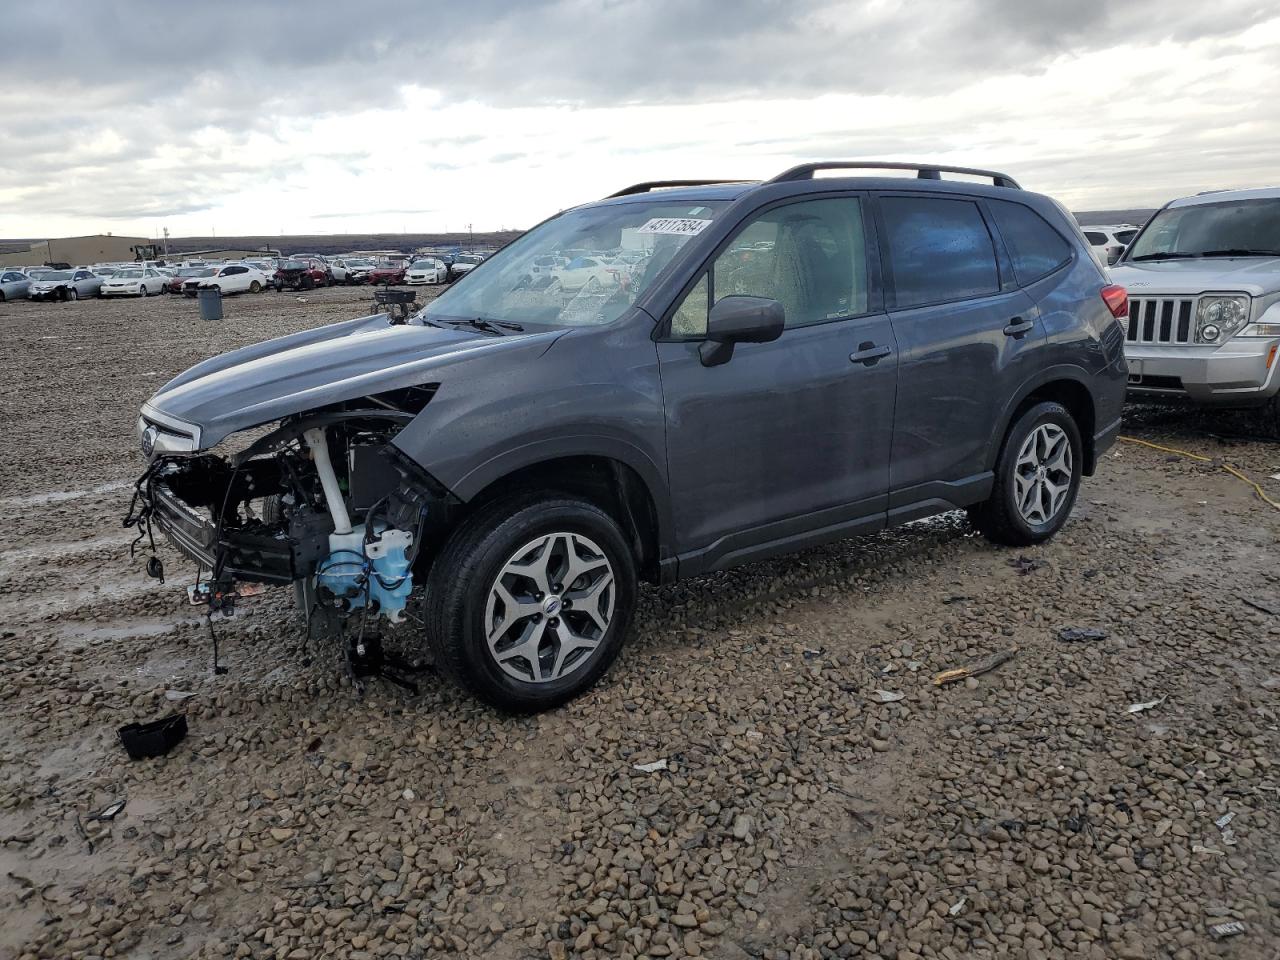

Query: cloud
[[0, 1, 1277, 235]]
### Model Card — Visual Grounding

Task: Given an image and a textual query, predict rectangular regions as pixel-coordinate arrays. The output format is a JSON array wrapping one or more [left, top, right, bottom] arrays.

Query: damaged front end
[[126, 392, 451, 638]]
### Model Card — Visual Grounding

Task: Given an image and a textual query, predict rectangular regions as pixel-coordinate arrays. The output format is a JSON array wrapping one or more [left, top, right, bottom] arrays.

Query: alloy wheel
[[1013, 423, 1072, 525], [483, 532, 615, 684]]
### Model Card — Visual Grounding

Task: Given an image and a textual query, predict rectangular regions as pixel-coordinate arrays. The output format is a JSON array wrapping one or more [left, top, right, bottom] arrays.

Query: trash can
[[197, 287, 223, 321]]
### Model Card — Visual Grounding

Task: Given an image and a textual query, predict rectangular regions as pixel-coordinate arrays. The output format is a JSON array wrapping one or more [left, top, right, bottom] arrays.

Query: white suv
[[1081, 223, 1140, 266], [1110, 187, 1280, 418]]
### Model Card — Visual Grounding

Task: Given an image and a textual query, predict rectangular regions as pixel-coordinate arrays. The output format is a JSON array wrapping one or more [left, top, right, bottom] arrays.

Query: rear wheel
[[425, 496, 637, 712], [249, 280, 261, 293], [968, 400, 1082, 546]]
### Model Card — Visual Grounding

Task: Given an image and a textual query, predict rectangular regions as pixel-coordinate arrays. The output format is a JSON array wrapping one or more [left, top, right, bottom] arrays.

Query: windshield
[[422, 198, 729, 328], [281, 261, 306, 270], [1127, 198, 1280, 260], [410, 260, 433, 269], [43, 271, 72, 281], [115, 269, 143, 279]]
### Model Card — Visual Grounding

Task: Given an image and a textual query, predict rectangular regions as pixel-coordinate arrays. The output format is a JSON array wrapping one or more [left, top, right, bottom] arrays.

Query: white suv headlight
[[1196, 295, 1250, 343]]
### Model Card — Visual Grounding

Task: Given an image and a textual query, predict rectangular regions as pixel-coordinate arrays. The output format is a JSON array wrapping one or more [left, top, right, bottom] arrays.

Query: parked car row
[[0, 249, 492, 304]]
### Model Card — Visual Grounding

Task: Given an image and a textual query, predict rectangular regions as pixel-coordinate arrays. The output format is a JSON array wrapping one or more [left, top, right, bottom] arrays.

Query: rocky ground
[[1, 287, 1278, 960]]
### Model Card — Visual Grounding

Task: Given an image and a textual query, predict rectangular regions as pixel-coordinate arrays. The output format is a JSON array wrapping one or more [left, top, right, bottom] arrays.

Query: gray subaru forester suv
[[128, 161, 1128, 710]]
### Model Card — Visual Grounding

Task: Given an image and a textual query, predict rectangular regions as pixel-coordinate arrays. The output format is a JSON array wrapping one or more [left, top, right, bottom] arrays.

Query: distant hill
[[1074, 210, 1157, 226], [157, 231, 526, 256], [2, 211, 1159, 258]]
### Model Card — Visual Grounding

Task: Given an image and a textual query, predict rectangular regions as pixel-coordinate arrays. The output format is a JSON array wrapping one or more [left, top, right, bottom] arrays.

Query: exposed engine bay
[[125, 394, 453, 685]]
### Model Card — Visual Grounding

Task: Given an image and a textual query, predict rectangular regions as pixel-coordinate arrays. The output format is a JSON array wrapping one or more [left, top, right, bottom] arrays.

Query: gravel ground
[[1, 288, 1278, 960]]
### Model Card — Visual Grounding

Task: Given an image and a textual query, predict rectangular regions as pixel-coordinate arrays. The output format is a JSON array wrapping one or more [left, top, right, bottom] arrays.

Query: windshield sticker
[[637, 217, 713, 237]]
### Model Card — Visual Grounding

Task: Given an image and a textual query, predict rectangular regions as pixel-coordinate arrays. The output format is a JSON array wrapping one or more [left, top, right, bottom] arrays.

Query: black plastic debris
[[118, 714, 188, 760], [88, 798, 127, 822], [1058, 627, 1109, 643], [1008, 556, 1045, 575]]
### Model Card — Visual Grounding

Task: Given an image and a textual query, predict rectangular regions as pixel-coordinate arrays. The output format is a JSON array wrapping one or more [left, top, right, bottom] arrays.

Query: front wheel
[[67, 288, 78, 302], [424, 496, 637, 712], [249, 280, 261, 293], [969, 400, 1082, 546]]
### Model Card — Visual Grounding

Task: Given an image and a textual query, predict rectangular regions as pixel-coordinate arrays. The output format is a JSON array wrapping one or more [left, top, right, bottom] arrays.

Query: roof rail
[[767, 161, 1021, 190], [606, 179, 752, 199]]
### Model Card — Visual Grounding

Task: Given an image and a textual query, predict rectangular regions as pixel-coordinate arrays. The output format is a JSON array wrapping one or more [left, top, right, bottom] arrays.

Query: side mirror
[[699, 295, 785, 367]]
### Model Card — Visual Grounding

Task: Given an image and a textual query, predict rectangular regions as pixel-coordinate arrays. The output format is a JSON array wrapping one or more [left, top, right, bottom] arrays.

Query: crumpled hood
[[144, 313, 562, 450], [1112, 257, 1280, 297]]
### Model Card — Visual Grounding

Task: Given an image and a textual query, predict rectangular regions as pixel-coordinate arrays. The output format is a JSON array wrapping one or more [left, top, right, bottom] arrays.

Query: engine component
[[315, 521, 415, 622]]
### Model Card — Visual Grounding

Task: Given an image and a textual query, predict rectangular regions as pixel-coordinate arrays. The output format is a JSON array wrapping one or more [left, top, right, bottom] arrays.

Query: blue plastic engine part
[[314, 523, 414, 621]]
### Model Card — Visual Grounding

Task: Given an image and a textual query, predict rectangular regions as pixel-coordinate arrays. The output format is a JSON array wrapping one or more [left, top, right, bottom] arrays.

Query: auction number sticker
[[637, 217, 713, 237]]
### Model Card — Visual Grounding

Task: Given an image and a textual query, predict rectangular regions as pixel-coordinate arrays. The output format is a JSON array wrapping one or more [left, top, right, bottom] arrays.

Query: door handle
[[1003, 317, 1034, 338], [849, 342, 891, 365]]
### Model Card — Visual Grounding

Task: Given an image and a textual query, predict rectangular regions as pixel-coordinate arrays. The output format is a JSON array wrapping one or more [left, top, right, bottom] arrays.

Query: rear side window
[[881, 196, 999, 307], [1114, 229, 1137, 245], [988, 199, 1072, 285], [1083, 231, 1107, 245]]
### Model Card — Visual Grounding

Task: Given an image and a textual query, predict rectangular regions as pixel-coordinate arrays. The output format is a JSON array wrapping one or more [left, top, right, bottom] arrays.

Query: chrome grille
[[1126, 297, 1196, 345]]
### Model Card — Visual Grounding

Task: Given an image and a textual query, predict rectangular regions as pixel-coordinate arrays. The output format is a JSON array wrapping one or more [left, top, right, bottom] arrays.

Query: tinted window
[[670, 274, 709, 337], [881, 196, 999, 307], [711, 197, 869, 329], [988, 199, 1072, 285], [1083, 231, 1107, 245], [1113, 229, 1137, 244]]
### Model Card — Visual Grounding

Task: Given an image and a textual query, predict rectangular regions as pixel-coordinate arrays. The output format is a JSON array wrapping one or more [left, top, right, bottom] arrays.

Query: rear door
[[657, 194, 898, 571], [874, 192, 1041, 516]]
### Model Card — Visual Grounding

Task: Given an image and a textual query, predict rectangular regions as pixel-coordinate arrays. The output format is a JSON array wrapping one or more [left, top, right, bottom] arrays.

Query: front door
[[656, 195, 898, 573]]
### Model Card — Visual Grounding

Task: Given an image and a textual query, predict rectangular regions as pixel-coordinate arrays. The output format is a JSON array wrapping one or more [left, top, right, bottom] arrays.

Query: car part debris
[[948, 897, 967, 917], [1058, 626, 1108, 642], [872, 690, 905, 703], [87, 799, 127, 822], [1008, 556, 1045, 575], [1214, 811, 1235, 829], [1126, 696, 1166, 714], [164, 689, 195, 701], [1208, 921, 1246, 940], [933, 647, 1019, 686], [633, 759, 669, 773], [118, 714, 188, 760], [1192, 843, 1225, 855]]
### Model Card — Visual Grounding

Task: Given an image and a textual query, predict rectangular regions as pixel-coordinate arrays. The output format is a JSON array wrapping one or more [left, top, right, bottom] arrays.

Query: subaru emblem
[[140, 425, 158, 457]]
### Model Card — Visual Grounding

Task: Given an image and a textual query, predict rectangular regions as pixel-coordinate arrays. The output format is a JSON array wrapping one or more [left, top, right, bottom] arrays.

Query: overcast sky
[[2, 0, 1277, 239]]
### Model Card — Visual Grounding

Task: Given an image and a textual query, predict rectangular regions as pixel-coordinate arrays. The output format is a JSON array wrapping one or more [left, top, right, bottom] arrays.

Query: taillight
[[1101, 284, 1128, 321]]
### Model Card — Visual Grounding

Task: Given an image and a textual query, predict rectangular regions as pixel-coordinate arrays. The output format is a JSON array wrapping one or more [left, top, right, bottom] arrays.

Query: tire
[[141, 284, 149, 296], [67, 288, 78, 302], [968, 400, 1082, 547], [424, 495, 638, 712], [250, 280, 261, 293]]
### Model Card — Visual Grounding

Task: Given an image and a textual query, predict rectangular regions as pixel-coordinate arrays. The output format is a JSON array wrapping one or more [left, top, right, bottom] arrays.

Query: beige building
[[0, 234, 152, 268]]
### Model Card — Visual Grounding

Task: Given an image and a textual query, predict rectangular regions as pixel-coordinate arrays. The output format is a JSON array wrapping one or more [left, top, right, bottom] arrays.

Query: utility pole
[[467, 223, 473, 249], [162, 227, 169, 256]]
